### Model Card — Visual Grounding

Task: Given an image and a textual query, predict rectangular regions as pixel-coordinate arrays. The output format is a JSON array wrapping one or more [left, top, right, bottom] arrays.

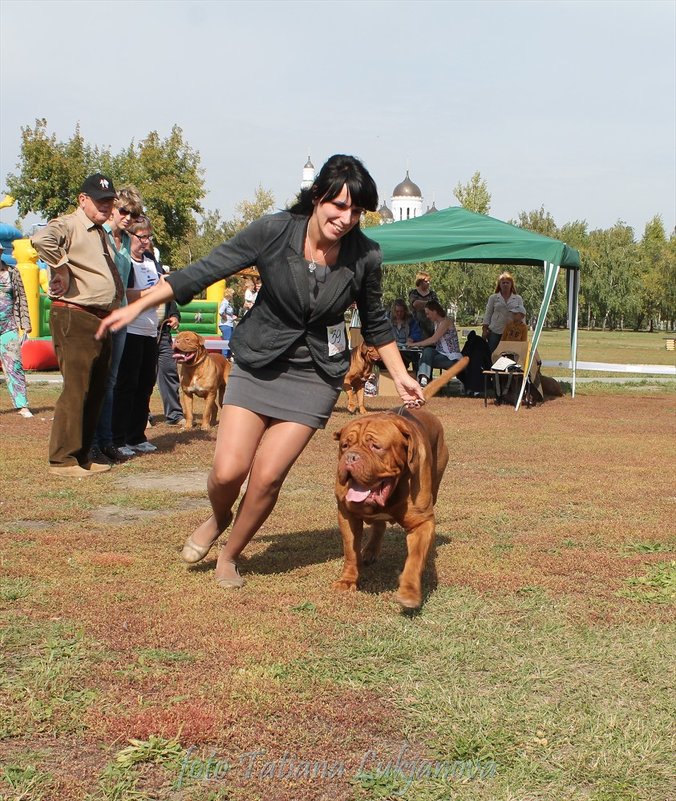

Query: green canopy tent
[[363, 206, 581, 409]]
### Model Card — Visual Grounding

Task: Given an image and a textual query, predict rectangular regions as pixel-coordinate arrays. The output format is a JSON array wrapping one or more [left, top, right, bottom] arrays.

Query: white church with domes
[[300, 157, 437, 224]]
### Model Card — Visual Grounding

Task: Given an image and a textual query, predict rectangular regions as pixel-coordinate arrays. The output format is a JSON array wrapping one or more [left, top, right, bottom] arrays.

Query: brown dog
[[343, 341, 380, 414], [172, 331, 231, 429], [333, 356, 469, 608]]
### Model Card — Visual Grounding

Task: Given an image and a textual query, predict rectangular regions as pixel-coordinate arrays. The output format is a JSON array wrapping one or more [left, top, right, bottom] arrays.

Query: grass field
[[536, 328, 675, 367], [464, 327, 676, 382], [1, 337, 675, 800]]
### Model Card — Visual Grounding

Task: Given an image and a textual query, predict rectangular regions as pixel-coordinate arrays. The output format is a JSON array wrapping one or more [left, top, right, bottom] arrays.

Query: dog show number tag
[[327, 323, 346, 356]]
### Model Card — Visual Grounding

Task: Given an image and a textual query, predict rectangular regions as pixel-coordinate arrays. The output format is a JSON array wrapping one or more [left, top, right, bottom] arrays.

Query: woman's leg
[[188, 405, 269, 550], [112, 334, 143, 447], [417, 346, 436, 383], [215, 419, 316, 577], [488, 331, 502, 356], [431, 353, 454, 371], [0, 327, 28, 409]]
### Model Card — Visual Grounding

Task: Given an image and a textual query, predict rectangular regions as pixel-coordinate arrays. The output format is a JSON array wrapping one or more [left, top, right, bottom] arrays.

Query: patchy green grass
[[619, 561, 676, 605], [0, 380, 674, 800]]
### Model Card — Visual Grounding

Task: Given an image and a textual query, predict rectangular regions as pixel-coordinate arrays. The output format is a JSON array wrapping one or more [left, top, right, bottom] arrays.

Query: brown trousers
[[49, 306, 112, 467]]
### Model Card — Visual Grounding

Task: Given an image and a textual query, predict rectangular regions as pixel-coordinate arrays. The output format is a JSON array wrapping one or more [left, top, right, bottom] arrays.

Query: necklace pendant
[[308, 260, 317, 273]]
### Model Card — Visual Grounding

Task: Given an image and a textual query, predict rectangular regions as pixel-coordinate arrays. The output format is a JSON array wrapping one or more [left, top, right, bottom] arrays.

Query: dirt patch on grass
[[113, 469, 210, 493]]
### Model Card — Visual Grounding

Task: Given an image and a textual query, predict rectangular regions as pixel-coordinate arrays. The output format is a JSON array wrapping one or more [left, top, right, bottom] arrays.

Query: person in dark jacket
[[458, 330, 493, 397], [96, 155, 424, 589]]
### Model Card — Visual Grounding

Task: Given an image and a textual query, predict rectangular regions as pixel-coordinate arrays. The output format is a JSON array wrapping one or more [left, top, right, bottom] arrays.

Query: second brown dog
[[172, 331, 231, 429], [343, 341, 380, 414]]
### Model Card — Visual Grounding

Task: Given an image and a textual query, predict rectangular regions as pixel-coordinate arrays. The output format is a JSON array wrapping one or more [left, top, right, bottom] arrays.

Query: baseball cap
[[80, 173, 117, 200]]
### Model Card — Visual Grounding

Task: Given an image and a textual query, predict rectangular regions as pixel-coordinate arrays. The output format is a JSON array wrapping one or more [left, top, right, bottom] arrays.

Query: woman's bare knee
[[246, 469, 286, 500], [209, 463, 248, 491]]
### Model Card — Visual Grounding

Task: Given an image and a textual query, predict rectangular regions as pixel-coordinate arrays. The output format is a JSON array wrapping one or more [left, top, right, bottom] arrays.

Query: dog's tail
[[422, 356, 469, 400]]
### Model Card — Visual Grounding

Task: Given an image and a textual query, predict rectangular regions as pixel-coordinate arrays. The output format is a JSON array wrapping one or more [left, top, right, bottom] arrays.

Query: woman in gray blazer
[[97, 155, 424, 588]]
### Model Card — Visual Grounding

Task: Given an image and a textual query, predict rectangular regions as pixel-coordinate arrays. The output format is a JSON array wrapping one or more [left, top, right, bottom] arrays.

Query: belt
[[51, 300, 111, 320]]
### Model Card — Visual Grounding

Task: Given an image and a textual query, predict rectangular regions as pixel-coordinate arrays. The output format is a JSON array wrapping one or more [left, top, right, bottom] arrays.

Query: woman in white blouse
[[482, 272, 526, 354]]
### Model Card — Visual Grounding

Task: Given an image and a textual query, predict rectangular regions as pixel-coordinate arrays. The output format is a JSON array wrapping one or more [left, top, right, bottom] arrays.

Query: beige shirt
[[31, 207, 117, 310]]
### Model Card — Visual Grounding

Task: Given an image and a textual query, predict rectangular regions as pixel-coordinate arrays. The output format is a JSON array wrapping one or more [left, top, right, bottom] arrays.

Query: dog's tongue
[[346, 482, 372, 503]]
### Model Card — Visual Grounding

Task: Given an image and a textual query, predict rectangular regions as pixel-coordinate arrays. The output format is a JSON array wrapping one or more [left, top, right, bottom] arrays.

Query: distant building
[[301, 156, 314, 190], [378, 201, 394, 223], [391, 170, 423, 222]]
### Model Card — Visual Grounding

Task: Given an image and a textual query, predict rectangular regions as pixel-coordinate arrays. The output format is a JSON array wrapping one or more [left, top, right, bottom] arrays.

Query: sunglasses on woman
[[117, 207, 139, 218]]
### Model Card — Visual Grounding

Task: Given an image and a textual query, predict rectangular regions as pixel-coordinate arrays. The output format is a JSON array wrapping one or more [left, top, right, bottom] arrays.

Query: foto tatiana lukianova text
[[177, 743, 496, 791]]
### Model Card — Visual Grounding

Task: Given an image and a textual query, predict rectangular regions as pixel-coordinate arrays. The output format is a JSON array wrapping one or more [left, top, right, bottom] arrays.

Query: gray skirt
[[223, 361, 343, 429]]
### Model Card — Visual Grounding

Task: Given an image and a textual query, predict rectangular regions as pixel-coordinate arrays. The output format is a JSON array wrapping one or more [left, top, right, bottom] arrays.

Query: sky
[[1, 0, 674, 239]]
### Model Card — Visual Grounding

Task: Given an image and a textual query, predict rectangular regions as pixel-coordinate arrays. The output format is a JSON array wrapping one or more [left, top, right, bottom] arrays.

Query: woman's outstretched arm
[[96, 276, 174, 339]]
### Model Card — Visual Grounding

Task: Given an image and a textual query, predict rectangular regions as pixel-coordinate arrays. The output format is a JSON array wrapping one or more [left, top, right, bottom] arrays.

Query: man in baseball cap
[[31, 173, 125, 477]]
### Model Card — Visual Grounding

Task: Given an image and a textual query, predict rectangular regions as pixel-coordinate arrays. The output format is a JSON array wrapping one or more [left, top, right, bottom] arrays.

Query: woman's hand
[[393, 372, 426, 407], [96, 278, 176, 339], [375, 341, 425, 408], [96, 304, 138, 339]]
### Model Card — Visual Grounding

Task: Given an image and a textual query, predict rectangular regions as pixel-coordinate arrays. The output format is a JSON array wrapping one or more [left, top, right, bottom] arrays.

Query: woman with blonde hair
[[408, 271, 439, 337], [481, 271, 526, 354], [218, 286, 237, 357]]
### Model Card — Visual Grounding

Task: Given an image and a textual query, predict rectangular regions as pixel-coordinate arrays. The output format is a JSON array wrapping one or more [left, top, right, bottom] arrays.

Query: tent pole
[[567, 268, 580, 398], [516, 261, 560, 411]]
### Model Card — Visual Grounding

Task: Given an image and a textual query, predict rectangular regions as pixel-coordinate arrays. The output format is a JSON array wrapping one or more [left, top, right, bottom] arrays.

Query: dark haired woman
[[407, 299, 462, 387], [97, 154, 424, 588]]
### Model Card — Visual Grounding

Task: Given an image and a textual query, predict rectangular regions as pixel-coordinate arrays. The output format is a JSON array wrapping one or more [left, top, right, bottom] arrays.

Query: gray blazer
[[167, 212, 394, 378]]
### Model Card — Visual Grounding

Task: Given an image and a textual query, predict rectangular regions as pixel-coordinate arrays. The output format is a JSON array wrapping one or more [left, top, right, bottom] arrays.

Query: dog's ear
[[405, 430, 420, 475], [387, 416, 419, 474]]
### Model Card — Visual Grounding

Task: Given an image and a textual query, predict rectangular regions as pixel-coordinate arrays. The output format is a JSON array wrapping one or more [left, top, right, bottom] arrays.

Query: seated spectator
[[408, 272, 439, 338], [407, 300, 462, 388], [388, 298, 421, 373]]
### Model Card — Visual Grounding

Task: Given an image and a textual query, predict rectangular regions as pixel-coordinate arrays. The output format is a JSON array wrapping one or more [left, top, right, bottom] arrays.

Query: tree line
[[5, 121, 674, 331]]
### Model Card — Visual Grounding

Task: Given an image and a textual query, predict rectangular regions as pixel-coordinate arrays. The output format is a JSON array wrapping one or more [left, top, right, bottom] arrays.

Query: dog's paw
[[333, 578, 358, 593], [395, 586, 422, 609]]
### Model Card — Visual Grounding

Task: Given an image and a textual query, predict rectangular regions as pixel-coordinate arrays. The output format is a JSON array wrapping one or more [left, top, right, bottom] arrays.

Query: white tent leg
[[515, 261, 560, 411], [567, 268, 580, 398]]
